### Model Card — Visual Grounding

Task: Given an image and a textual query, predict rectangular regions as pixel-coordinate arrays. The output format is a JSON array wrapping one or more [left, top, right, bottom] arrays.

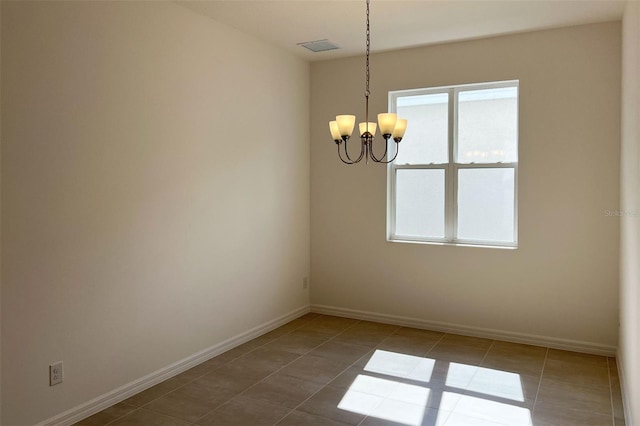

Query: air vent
[[297, 39, 340, 53]]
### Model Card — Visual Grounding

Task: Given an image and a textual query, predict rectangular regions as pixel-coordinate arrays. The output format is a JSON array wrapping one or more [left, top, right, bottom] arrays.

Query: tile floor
[[75, 313, 626, 426]]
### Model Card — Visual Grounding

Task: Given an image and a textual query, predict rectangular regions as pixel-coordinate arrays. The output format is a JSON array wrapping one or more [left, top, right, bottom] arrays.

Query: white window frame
[[387, 80, 519, 248]]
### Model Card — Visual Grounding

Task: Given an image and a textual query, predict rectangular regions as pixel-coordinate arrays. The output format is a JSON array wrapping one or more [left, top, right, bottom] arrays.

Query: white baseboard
[[616, 349, 633, 425], [311, 304, 617, 356], [37, 305, 311, 426]]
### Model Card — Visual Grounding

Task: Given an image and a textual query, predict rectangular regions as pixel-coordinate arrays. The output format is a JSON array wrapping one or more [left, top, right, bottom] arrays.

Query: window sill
[[387, 238, 518, 250]]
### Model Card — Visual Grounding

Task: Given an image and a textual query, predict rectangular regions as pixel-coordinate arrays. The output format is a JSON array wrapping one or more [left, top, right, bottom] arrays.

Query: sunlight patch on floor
[[338, 349, 531, 426], [338, 374, 430, 426], [364, 349, 435, 382], [446, 362, 524, 402]]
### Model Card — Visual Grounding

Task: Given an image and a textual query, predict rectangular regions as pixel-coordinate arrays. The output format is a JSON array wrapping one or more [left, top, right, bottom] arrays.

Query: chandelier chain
[[365, 0, 370, 98], [365, 0, 370, 124]]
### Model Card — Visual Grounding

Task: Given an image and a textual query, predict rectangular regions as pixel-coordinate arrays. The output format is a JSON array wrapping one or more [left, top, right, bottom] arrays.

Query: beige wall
[[620, 1, 640, 423], [0, 0, 3, 421], [0, 2, 310, 424], [311, 23, 620, 348]]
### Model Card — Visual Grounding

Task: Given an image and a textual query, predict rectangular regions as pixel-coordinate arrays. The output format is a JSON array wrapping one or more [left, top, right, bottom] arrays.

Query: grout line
[[531, 347, 549, 415], [423, 332, 447, 357], [102, 406, 142, 426], [480, 339, 496, 365], [105, 406, 197, 426]]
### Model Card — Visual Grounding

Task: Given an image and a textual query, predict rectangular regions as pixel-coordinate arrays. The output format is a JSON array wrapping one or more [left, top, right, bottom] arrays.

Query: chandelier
[[328, 0, 407, 164]]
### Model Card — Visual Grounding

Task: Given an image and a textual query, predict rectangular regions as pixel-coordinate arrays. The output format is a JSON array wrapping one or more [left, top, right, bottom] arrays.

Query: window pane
[[394, 93, 448, 165], [457, 86, 517, 164], [395, 169, 445, 238], [457, 168, 515, 243]]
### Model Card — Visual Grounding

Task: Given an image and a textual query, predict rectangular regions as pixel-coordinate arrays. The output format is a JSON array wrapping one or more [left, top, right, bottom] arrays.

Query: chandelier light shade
[[328, 0, 407, 164]]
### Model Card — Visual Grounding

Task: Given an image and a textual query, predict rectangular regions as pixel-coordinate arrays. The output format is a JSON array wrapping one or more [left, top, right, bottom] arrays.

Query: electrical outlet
[[303, 277, 309, 289], [50, 361, 63, 386]]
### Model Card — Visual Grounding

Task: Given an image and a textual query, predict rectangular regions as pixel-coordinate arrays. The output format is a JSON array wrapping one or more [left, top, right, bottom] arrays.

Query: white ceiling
[[179, 0, 626, 62]]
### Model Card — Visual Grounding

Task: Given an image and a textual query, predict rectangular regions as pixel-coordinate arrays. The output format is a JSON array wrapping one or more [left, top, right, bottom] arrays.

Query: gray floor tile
[[298, 385, 367, 425], [107, 409, 191, 426], [264, 334, 327, 355], [310, 341, 372, 364], [536, 378, 612, 416], [143, 382, 236, 422], [72, 402, 137, 426], [481, 341, 546, 377], [241, 373, 324, 408], [276, 410, 351, 426], [124, 377, 190, 407], [533, 401, 613, 426], [195, 395, 291, 426], [278, 354, 351, 384]]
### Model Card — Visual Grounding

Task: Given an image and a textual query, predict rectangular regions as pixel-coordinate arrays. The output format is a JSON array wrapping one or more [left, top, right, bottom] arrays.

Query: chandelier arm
[[337, 145, 356, 164], [339, 140, 366, 164], [368, 137, 389, 162], [343, 137, 366, 163], [342, 137, 355, 162], [371, 141, 400, 164]]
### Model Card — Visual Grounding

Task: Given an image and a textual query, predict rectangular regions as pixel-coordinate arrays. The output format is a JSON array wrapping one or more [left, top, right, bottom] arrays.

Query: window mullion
[[447, 88, 457, 243], [387, 93, 398, 241], [387, 164, 396, 240], [513, 163, 519, 246]]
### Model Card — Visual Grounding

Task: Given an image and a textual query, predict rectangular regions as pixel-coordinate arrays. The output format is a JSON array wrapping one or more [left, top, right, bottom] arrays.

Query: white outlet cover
[[50, 361, 63, 386]]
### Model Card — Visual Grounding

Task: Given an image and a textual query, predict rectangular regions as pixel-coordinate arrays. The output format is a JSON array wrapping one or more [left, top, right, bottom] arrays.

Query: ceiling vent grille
[[297, 39, 340, 52]]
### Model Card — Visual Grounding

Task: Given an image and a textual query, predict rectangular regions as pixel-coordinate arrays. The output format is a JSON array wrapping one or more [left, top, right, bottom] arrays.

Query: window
[[387, 81, 518, 247]]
